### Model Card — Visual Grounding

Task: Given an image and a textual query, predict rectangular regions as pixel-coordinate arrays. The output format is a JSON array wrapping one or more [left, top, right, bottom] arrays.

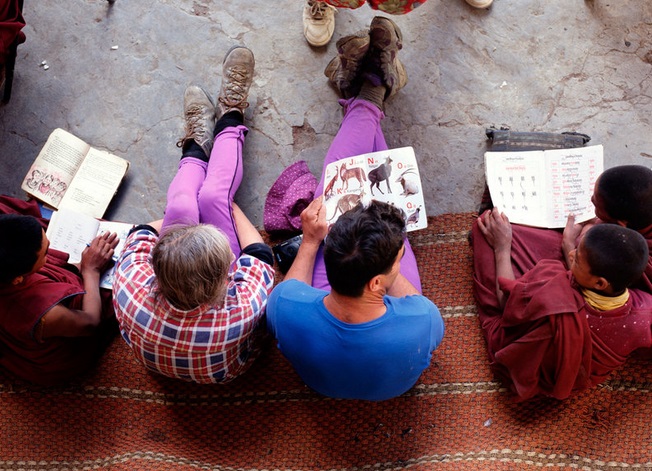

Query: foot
[[176, 85, 216, 157], [217, 46, 255, 117], [466, 0, 493, 7], [324, 30, 370, 97], [303, 0, 337, 47], [364, 16, 407, 99]]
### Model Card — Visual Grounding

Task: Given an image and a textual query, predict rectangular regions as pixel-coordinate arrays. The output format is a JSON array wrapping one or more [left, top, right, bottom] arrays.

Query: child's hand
[[563, 214, 583, 247], [478, 208, 512, 253], [81, 231, 119, 274]]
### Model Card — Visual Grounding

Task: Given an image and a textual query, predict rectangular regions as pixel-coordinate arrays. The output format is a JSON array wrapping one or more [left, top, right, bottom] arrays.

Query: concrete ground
[[1, 0, 651, 226]]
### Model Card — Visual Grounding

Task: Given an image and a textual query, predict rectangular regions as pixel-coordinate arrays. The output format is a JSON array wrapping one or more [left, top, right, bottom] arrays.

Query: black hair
[[324, 200, 406, 297], [0, 214, 44, 284], [596, 165, 652, 230], [582, 224, 649, 293]]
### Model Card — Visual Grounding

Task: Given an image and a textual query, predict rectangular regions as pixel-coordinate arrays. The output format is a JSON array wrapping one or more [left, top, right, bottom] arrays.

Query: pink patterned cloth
[[264, 160, 317, 234], [322, 0, 427, 14]]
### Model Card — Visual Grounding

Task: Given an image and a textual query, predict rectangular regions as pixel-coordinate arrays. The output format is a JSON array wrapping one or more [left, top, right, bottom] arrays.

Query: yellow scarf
[[581, 288, 629, 311]]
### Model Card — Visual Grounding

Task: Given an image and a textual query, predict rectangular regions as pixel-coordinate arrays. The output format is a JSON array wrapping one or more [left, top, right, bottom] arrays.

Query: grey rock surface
[[1, 0, 651, 225]]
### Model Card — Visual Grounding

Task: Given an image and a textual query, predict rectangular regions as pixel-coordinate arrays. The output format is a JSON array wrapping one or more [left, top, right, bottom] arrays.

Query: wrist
[[493, 246, 511, 258], [81, 268, 102, 279], [301, 237, 323, 249]]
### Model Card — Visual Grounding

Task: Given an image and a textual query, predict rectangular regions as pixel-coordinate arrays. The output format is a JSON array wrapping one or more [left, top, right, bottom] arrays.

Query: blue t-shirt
[[267, 279, 445, 401]]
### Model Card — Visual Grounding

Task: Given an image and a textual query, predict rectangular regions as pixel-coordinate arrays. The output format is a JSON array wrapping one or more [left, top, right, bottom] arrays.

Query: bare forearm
[[284, 240, 321, 285], [81, 271, 103, 325], [232, 203, 264, 248], [494, 248, 514, 307], [561, 238, 576, 268]]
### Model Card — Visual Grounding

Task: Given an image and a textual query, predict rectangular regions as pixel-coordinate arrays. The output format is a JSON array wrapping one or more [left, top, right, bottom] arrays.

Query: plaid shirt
[[113, 228, 275, 384]]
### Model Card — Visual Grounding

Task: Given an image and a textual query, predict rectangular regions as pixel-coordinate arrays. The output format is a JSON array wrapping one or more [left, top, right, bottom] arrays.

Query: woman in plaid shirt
[[113, 47, 275, 383]]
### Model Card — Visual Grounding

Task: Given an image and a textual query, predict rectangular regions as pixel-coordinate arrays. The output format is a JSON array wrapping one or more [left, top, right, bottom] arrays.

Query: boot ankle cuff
[[181, 141, 209, 162]]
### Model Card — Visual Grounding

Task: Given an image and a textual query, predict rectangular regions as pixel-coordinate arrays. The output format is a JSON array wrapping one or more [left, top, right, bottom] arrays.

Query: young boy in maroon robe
[[472, 208, 652, 402], [563, 165, 652, 294], [0, 196, 118, 385], [492, 165, 652, 297]]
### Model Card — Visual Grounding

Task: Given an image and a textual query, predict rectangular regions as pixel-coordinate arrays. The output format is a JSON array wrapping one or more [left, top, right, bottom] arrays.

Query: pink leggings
[[312, 97, 422, 292], [161, 125, 247, 257]]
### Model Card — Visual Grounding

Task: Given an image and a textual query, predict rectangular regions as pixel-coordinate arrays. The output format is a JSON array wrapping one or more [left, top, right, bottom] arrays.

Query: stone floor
[[1, 0, 651, 226]]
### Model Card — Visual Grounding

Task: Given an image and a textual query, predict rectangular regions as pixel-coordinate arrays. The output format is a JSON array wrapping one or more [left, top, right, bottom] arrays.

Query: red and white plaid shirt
[[113, 228, 274, 383]]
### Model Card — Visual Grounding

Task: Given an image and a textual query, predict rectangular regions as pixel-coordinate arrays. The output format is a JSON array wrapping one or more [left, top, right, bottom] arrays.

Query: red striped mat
[[1, 213, 650, 470]]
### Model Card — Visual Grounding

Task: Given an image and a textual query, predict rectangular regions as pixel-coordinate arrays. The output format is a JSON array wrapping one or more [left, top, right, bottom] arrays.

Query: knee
[[167, 191, 198, 214], [197, 187, 230, 217]]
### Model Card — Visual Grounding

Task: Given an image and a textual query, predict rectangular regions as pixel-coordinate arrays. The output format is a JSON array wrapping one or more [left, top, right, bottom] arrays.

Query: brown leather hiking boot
[[217, 46, 255, 117], [366, 16, 406, 98], [324, 30, 370, 97], [176, 85, 216, 157]]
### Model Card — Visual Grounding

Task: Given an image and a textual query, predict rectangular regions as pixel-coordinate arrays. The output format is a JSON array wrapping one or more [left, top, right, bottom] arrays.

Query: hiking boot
[[217, 46, 255, 117], [324, 30, 370, 97], [365, 16, 405, 98], [303, 0, 337, 47], [176, 85, 216, 157], [466, 0, 493, 8]]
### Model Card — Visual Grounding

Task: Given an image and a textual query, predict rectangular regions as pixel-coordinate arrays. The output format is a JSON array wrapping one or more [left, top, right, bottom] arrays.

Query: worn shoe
[[466, 0, 493, 8], [303, 0, 337, 47], [365, 16, 406, 98], [324, 30, 370, 97], [217, 46, 255, 117], [176, 85, 216, 157]]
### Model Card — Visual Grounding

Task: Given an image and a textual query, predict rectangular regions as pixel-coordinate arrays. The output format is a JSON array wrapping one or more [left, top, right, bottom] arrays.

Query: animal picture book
[[323, 146, 427, 232], [46, 208, 134, 289], [21, 128, 130, 219], [484, 144, 604, 228]]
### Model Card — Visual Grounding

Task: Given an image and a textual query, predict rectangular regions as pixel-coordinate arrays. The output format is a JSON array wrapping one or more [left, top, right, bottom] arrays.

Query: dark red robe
[[0, 196, 115, 385], [633, 223, 652, 294], [0, 0, 25, 64], [471, 219, 652, 401]]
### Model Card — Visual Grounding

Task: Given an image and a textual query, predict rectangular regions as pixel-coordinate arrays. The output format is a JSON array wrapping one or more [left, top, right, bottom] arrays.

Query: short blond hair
[[152, 224, 233, 311]]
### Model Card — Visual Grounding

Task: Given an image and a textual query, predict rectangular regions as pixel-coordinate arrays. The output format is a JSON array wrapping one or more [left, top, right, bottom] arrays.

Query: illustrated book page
[[20, 128, 130, 219], [484, 144, 604, 228], [323, 146, 427, 232]]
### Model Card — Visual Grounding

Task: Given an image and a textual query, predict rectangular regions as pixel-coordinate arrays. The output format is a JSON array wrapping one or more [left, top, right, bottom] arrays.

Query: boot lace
[[176, 104, 209, 148], [219, 65, 251, 111]]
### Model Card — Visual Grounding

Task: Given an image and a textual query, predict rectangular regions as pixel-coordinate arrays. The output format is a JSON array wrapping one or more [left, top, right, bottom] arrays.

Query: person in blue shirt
[[267, 17, 444, 401], [267, 199, 444, 401]]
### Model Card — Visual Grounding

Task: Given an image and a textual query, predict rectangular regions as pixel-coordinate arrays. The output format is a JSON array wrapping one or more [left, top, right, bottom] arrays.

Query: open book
[[484, 144, 604, 228], [21, 128, 130, 219], [323, 146, 427, 231], [46, 208, 134, 289]]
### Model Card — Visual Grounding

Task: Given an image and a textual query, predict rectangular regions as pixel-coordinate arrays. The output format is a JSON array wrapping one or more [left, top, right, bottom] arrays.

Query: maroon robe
[[471, 219, 652, 401], [0, 196, 115, 385], [632, 223, 652, 294], [0, 0, 25, 64]]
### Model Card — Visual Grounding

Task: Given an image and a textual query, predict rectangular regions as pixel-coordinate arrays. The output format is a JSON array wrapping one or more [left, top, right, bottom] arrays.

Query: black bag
[[272, 234, 303, 274], [485, 128, 591, 152]]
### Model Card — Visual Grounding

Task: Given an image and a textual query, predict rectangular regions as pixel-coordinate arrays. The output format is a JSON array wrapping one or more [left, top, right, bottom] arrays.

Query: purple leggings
[[161, 125, 247, 257], [312, 97, 422, 292]]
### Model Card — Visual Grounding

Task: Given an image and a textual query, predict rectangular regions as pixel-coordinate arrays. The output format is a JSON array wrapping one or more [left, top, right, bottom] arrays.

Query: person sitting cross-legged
[[472, 208, 652, 402], [0, 203, 118, 385], [113, 46, 275, 384], [266, 17, 445, 401]]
